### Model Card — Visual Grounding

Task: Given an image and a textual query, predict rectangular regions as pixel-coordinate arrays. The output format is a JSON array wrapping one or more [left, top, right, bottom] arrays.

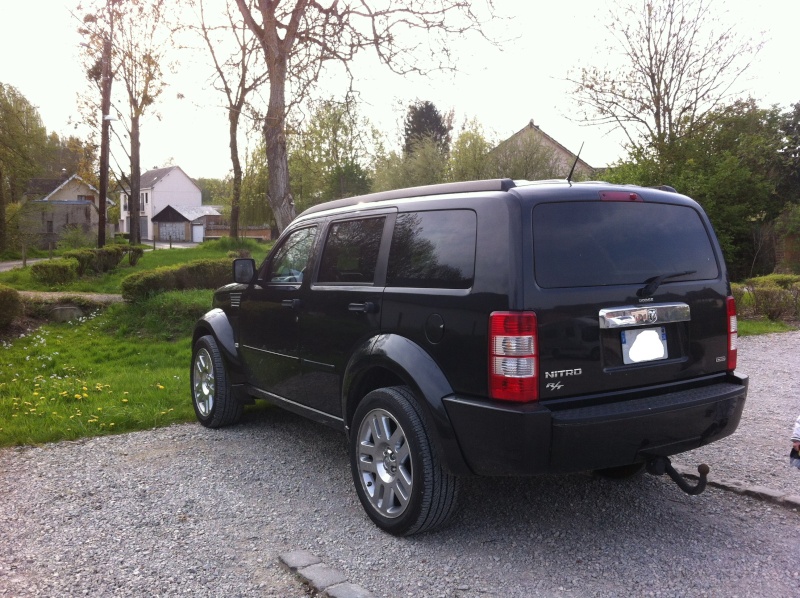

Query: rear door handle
[[281, 299, 303, 309], [348, 302, 379, 314]]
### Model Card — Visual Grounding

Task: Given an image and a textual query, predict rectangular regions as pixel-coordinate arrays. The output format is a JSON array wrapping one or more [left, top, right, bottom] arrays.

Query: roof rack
[[300, 178, 516, 216]]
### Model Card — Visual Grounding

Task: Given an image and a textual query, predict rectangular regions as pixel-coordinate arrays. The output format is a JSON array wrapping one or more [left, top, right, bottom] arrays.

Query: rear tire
[[191, 335, 242, 428], [350, 386, 459, 536]]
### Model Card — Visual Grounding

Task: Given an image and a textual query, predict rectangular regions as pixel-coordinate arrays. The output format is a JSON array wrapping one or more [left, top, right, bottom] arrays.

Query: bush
[[95, 245, 125, 272], [750, 283, 795, 321], [127, 246, 145, 266], [57, 226, 94, 250], [730, 283, 751, 316], [0, 285, 22, 329], [30, 258, 79, 286], [62, 249, 97, 277], [121, 258, 232, 302], [747, 273, 800, 290]]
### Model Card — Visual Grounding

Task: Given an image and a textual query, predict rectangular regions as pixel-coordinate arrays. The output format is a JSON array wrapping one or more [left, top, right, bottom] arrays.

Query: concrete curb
[[672, 464, 800, 510], [280, 550, 374, 598]]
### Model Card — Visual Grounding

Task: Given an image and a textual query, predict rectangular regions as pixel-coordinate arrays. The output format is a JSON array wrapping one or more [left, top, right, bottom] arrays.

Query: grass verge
[[0, 291, 213, 447]]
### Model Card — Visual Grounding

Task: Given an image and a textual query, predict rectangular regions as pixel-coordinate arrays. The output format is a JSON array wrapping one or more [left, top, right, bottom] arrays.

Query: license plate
[[621, 327, 667, 364]]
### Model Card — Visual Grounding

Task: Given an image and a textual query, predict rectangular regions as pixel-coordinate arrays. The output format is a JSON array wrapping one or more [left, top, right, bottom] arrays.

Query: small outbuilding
[[150, 205, 221, 243]]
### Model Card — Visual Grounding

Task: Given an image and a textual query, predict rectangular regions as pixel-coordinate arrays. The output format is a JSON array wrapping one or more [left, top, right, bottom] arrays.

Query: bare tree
[[234, 0, 493, 233], [569, 0, 761, 157], [193, 0, 268, 239]]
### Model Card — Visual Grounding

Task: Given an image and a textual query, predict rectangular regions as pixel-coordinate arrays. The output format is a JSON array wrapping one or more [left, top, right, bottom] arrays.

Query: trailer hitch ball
[[646, 457, 709, 496]]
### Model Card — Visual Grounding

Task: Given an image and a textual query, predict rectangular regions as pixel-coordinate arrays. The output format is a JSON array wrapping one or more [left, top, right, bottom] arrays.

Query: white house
[[119, 166, 202, 240]]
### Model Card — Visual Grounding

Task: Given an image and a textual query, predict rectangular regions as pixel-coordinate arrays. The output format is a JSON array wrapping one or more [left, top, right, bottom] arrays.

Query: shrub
[[748, 273, 800, 290], [95, 245, 125, 272], [127, 246, 144, 266], [30, 258, 79, 286], [750, 283, 795, 321], [121, 258, 232, 302], [62, 249, 97, 277], [57, 225, 94, 250], [730, 283, 751, 317], [0, 285, 22, 329]]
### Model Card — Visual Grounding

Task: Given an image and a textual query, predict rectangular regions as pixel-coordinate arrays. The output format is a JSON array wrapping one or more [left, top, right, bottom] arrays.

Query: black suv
[[191, 179, 748, 535]]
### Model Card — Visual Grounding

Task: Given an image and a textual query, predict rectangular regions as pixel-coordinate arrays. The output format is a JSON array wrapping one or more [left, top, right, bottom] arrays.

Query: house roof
[[138, 165, 201, 193], [496, 119, 593, 172], [23, 174, 115, 205], [151, 204, 220, 223]]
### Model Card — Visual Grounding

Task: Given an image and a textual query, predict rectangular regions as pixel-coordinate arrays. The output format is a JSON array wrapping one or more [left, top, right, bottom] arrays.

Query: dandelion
[[156, 384, 165, 390]]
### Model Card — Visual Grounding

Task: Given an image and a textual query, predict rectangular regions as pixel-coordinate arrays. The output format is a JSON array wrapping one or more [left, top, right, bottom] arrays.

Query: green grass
[[738, 318, 796, 337], [0, 291, 215, 447], [0, 238, 270, 294]]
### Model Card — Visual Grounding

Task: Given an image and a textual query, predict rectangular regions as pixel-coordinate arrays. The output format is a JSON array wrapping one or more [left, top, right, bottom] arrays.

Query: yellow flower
[[156, 384, 165, 390]]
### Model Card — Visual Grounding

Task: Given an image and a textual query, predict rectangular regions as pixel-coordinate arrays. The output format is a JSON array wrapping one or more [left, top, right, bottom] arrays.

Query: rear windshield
[[532, 201, 719, 288]]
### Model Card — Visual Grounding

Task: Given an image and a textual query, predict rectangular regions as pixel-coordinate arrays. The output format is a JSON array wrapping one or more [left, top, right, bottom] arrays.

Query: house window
[[141, 192, 149, 204], [78, 195, 88, 201]]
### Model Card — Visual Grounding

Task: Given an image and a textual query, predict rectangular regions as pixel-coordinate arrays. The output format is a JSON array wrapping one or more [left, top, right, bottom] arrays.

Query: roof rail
[[300, 178, 516, 217]]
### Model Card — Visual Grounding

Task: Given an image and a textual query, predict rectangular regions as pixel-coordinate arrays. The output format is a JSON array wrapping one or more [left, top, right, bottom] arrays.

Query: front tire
[[191, 335, 242, 428], [349, 386, 459, 536]]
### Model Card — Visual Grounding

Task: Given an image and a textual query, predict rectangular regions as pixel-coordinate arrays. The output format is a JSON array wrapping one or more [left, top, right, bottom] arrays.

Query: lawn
[[0, 238, 270, 293], [0, 291, 212, 447]]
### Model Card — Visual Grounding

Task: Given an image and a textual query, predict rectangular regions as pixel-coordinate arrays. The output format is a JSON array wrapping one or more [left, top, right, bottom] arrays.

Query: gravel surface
[[2, 332, 799, 597]]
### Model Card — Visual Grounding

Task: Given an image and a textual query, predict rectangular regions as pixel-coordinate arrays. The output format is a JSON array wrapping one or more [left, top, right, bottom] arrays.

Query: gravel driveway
[[2, 332, 799, 597]]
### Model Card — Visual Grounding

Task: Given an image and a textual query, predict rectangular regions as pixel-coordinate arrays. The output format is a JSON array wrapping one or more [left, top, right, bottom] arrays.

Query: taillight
[[726, 296, 738, 371], [489, 311, 538, 402]]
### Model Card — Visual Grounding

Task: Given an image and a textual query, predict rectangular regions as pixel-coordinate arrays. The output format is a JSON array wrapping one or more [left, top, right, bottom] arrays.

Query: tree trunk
[[228, 107, 242, 240], [264, 70, 295, 233], [129, 113, 141, 245]]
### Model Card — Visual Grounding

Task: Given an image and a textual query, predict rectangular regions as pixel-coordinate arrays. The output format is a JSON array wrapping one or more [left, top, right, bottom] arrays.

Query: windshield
[[532, 201, 719, 288]]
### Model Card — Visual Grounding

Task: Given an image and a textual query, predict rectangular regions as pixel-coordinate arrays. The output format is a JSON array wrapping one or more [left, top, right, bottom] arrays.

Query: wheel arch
[[342, 334, 473, 476], [193, 309, 243, 374]]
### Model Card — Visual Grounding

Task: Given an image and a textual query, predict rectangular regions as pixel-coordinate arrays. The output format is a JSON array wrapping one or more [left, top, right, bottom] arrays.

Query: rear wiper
[[637, 270, 697, 297]]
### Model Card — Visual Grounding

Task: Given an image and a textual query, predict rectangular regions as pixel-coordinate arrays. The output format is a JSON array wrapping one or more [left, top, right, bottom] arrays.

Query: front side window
[[267, 226, 317, 283], [318, 217, 386, 284], [387, 210, 476, 289]]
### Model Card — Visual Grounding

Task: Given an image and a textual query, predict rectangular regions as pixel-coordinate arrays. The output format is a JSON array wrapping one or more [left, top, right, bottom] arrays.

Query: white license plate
[[621, 327, 668, 364]]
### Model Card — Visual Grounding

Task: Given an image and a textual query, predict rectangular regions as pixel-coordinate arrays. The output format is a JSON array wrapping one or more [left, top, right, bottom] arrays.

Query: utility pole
[[97, 0, 114, 248]]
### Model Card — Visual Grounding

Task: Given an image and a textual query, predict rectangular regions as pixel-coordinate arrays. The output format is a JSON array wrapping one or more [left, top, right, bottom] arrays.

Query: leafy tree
[[239, 143, 273, 227], [777, 101, 800, 203], [570, 0, 760, 160], [605, 99, 786, 279], [373, 136, 449, 192], [0, 83, 49, 253], [234, 0, 493, 233], [288, 99, 374, 210], [195, 177, 233, 206], [448, 119, 493, 182], [403, 100, 452, 156]]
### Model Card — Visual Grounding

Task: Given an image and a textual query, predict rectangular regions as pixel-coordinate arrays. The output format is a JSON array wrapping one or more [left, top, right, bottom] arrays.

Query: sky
[[1, 0, 798, 181]]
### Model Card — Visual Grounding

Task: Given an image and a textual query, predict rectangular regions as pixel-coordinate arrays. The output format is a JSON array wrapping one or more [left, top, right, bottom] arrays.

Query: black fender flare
[[193, 308, 242, 372], [342, 333, 473, 476]]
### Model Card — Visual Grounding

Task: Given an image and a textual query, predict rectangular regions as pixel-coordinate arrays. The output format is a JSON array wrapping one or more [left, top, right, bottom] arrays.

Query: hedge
[[121, 258, 233, 302], [0, 284, 22, 329], [30, 258, 79, 286]]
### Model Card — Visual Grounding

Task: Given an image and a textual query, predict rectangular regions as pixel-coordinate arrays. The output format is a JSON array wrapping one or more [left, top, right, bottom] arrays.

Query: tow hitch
[[646, 456, 709, 495]]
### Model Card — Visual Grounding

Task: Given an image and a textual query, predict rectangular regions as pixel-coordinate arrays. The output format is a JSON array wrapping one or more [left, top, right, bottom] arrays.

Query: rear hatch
[[528, 190, 731, 402]]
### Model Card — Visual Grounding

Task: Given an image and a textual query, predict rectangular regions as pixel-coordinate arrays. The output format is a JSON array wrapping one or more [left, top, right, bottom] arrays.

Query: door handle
[[281, 299, 303, 309], [348, 302, 379, 314]]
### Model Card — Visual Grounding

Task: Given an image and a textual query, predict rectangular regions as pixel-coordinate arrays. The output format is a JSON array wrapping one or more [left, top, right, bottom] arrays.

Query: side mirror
[[233, 258, 256, 284]]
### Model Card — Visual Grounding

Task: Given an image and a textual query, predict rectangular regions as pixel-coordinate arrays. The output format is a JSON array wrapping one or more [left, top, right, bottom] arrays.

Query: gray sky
[[1, 0, 797, 180]]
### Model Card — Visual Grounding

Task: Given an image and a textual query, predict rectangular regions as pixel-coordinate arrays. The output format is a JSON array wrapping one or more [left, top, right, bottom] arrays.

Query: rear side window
[[533, 202, 719, 288], [318, 216, 385, 284], [387, 210, 476, 289]]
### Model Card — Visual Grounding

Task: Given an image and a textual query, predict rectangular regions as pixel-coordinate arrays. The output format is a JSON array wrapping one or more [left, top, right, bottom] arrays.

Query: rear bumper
[[443, 373, 748, 476]]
